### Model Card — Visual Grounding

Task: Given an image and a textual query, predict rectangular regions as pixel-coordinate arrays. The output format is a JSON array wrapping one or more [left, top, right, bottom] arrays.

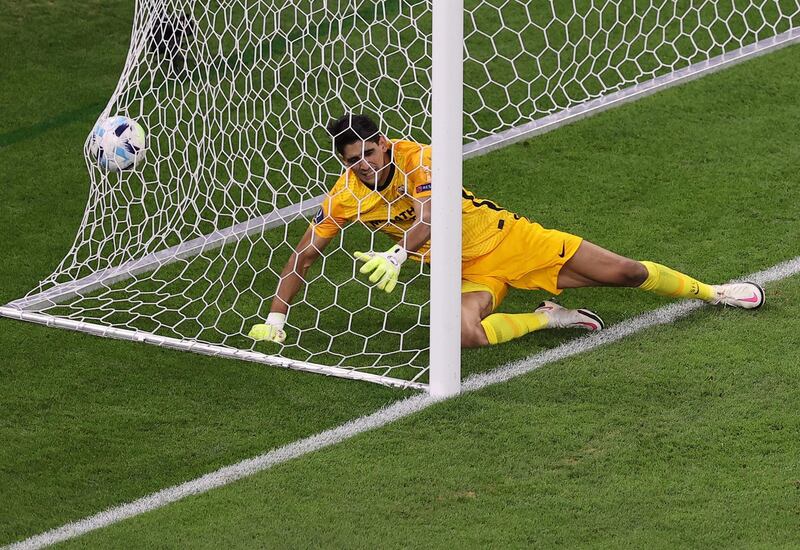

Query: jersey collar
[[375, 151, 395, 192]]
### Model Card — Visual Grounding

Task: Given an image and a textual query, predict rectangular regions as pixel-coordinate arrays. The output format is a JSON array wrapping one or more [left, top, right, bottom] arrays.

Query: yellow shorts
[[460, 217, 583, 310]]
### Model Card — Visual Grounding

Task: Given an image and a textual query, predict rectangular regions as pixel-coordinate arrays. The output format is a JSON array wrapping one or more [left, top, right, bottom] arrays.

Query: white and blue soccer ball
[[89, 116, 147, 172]]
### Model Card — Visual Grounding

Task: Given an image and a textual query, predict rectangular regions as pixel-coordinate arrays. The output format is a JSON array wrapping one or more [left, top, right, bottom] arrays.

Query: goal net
[[2, 0, 798, 389]]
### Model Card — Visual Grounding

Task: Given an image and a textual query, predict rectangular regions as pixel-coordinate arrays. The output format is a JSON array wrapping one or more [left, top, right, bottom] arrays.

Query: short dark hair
[[326, 114, 381, 155]]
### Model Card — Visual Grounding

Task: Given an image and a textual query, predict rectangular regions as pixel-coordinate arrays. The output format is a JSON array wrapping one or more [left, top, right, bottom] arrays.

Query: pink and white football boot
[[535, 301, 604, 331], [710, 282, 765, 309]]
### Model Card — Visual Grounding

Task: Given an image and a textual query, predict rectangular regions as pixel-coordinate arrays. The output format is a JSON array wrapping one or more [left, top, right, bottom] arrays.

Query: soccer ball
[[89, 116, 147, 172]]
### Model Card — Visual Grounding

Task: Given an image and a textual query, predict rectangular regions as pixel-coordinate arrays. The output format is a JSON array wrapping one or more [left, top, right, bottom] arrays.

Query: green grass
[[1, 0, 800, 547]]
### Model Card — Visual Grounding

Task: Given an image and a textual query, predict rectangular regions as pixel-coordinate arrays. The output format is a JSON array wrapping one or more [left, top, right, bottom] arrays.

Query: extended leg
[[558, 240, 764, 308]]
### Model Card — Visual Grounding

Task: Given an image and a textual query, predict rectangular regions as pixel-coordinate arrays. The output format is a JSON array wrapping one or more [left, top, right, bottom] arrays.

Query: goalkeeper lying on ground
[[250, 114, 764, 347]]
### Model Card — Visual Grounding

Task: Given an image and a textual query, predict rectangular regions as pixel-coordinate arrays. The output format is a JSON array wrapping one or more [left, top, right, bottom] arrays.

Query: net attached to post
[[3, 0, 799, 389]]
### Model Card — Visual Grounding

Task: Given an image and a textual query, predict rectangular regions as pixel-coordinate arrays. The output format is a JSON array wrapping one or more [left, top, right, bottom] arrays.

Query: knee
[[461, 320, 489, 348], [616, 259, 648, 287]]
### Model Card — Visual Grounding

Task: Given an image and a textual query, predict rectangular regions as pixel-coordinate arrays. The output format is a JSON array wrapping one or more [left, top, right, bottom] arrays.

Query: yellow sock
[[480, 312, 549, 345], [639, 261, 716, 301]]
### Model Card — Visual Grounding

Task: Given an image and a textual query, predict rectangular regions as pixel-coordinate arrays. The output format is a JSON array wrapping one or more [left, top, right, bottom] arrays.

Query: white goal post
[[1, 0, 799, 393], [431, 0, 463, 397]]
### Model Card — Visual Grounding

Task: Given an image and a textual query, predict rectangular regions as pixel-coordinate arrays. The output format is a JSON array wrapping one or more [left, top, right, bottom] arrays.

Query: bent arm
[[270, 226, 332, 315]]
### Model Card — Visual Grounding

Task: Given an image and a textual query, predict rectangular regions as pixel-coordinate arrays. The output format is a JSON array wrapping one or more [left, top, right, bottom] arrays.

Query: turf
[[1, 0, 800, 547], [64, 275, 800, 549]]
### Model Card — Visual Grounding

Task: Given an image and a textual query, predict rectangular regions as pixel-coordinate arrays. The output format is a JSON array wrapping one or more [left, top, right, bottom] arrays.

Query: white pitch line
[[6, 254, 800, 550]]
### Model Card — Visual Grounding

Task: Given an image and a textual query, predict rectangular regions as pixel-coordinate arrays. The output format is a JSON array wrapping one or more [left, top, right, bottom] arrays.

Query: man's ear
[[378, 135, 390, 152]]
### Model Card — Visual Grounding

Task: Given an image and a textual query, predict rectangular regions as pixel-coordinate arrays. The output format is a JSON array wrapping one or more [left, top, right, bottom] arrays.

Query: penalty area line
[[6, 254, 800, 550]]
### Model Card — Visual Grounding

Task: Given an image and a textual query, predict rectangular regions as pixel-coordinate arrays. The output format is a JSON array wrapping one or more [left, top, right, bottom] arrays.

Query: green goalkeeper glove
[[248, 312, 287, 343], [354, 244, 408, 293]]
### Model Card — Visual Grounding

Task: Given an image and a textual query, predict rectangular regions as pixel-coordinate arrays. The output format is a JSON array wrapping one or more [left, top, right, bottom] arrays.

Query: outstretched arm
[[249, 226, 332, 342], [271, 225, 333, 315]]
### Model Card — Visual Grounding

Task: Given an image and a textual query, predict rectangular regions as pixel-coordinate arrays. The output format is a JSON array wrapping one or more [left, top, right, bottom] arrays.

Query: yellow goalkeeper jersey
[[311, 139, 520, 262]]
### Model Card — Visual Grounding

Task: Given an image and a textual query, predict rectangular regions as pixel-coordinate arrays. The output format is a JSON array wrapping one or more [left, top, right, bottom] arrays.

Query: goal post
[[430, 0, 463, 398], [2, 0, 799, 392]]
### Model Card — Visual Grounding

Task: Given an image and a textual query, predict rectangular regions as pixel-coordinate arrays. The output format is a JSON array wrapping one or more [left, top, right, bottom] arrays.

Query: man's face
[[340, 136, 391, 187]]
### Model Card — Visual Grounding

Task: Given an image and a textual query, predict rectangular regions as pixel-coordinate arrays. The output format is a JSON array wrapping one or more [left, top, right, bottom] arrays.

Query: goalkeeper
[[250, 114, 764, 347]]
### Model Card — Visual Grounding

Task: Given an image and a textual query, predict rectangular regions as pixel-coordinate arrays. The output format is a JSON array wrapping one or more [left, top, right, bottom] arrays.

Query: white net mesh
[[10, 0, 800, 386]]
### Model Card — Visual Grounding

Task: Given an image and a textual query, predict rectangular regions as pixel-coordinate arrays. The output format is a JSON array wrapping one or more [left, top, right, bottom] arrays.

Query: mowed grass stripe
[[0, 103, 105, 150]]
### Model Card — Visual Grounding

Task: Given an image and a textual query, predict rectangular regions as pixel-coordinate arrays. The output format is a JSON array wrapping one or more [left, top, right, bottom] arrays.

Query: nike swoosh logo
[[741, 294, 760, 303], [558, 242, 566, 258]]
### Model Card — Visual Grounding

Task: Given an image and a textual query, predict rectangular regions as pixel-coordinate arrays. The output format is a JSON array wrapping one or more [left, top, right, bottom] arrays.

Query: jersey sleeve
[[408, 144, 432, 200], [310, 192, 349, 239]]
